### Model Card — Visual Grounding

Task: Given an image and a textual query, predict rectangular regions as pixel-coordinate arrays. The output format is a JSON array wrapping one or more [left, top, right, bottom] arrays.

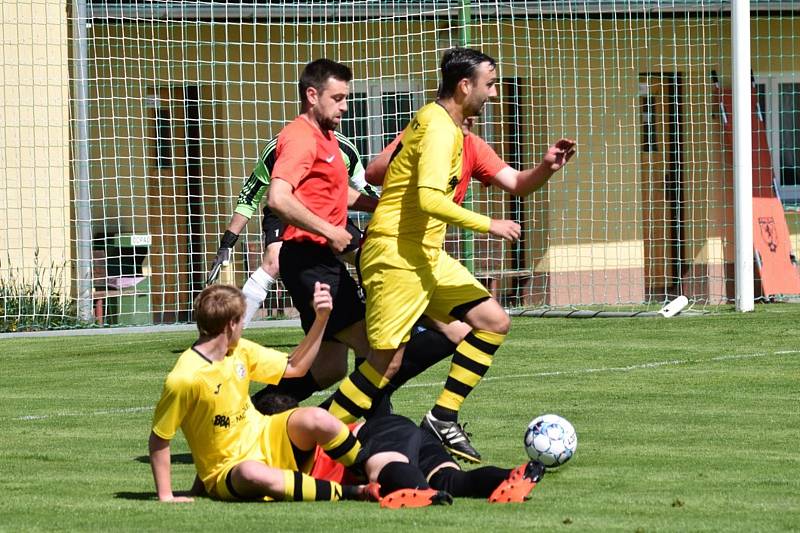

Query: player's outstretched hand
[[489, 219, 521, 242], [158, 495, 194, 503], [543, 138, 577, 171], [206, 247, 232, 286], [312, 281, 333, 319], [326, 225, 353, 254]]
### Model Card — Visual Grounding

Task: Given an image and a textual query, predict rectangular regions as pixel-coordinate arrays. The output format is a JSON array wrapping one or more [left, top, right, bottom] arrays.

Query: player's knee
[[367, 348, 399, 376], [303, 406, 341, 434], [485, 304, 511, 335], [465, 299, 511, 335], [260, 257, 279, 278], [492, 311, 511, 335], [472, 309, 511, 336], [366, 452, 408, 483], [235, 463, 261, 485], [261, 243, 281, 278], [260, 261, 279, 279]]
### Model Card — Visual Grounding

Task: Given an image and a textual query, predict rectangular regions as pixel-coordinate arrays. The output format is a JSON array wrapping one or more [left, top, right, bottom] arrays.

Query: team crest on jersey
[[448, 175, 460, 192], [235, 362, 246, 380]]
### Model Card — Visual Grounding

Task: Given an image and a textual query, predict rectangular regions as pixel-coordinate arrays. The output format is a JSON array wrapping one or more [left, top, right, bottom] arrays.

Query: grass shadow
[[134, 453, 193, 464]]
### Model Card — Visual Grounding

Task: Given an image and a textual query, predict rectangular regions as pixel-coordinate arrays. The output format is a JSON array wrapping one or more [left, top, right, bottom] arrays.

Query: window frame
[[344, 79, 425, 159], [754, 72, 800, 204]]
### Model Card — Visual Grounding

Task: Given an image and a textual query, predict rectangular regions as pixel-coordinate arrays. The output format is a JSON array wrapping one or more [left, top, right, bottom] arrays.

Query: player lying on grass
[[148, 284, 374, 503], [253, 393, 546, 508]]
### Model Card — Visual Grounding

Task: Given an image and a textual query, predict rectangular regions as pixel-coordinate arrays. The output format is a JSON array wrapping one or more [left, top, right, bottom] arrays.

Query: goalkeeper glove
[[362, 183, 380, 199], [206, 230, 239, 286]]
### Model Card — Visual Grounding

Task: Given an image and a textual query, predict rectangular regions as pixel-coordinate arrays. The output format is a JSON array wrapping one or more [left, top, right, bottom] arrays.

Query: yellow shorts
[[208, 408, 313, 501], [360, 241, 490, 350]]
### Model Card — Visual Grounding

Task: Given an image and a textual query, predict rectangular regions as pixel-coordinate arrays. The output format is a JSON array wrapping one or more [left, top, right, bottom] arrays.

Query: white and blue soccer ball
[[524, 414, 577, 468]]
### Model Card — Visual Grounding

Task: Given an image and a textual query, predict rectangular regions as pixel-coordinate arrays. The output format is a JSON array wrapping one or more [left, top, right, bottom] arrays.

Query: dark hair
[[251, 392, 299, 416], [298, 58, 353, 104], [194, 285, 245, 337], [437, 47, 496, 99]]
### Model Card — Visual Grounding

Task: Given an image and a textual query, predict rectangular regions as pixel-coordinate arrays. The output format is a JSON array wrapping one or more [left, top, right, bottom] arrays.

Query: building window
[[154, 104, 173, 169], [339, 80, 424, 160], [755, 75, 800, 204]]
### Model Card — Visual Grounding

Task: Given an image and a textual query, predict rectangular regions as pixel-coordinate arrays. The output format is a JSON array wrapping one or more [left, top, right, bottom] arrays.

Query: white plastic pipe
[[732, 0, 754, 312]]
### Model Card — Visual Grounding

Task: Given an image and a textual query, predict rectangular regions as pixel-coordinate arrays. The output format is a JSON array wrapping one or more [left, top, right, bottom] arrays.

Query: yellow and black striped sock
[[328, 360, 390, 423], [321, 425, 362, 467], [281, 470, 343, 501], [431, 330, 505, 421]]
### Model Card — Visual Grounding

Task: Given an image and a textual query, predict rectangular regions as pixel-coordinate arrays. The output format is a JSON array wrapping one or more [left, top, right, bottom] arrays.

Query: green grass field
[[2, 305, 799, 532]]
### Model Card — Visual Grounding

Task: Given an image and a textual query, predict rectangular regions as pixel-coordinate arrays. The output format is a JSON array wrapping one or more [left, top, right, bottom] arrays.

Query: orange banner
[[753, 197, 800, 297]]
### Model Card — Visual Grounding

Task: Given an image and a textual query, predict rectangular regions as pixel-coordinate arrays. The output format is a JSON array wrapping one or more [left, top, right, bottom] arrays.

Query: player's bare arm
[[283, 281, 333, 378], [347, 186, 378, 212], [491, 138, 577, 196], [224, 212, 250, 235], [268, 178, 352, 252], [488, 219, 521, 242], [206, 212, 253, 285], [364, 141, 395, 185], [148, 432, 194, 503]]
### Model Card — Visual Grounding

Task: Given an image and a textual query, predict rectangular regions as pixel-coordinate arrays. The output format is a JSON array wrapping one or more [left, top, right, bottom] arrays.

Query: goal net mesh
[[2, 0, 799, 329]]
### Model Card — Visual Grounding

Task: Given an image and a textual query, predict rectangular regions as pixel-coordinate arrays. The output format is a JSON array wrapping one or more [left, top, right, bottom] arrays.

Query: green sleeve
[[334, 131, 369, 192], [234, 137, 278, 218]]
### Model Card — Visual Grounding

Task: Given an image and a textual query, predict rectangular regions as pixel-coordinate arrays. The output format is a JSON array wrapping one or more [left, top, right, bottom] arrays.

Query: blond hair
[[193, 285, 245, 337]]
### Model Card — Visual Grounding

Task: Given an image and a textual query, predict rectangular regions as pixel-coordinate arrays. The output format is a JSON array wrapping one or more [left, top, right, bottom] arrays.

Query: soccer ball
[[524, 414, 577, 467]]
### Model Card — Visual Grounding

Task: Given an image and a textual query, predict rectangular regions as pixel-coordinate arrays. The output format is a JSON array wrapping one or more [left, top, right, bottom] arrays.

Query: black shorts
[[261, 207, 285, 246], [358, 415, 454, 477], [279, 240, 365, 340], [263, 206, 363, 252]]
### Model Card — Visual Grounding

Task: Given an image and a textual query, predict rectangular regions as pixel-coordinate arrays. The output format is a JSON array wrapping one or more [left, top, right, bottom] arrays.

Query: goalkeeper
[[206, 131, 378, 326]]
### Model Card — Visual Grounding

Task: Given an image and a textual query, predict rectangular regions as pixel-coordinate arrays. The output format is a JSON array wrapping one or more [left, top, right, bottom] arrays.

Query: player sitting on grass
[[255, 392, 546, 508], [148, 284, 374, 503]]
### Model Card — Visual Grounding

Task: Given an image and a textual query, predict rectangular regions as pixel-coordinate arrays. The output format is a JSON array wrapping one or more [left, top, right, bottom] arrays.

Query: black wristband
[[363, 184, 379, 199], [220, 230, 239, 249]]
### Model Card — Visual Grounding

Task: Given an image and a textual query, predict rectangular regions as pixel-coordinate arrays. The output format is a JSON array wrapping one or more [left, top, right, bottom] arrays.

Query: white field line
[[396, 349, 799, 389], [11, 349, 799, 422]]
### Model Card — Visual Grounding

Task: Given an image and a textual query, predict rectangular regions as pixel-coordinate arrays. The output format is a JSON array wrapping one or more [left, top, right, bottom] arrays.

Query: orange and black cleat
[[488, 460, 545, 503], [379, 488, 453, 509]]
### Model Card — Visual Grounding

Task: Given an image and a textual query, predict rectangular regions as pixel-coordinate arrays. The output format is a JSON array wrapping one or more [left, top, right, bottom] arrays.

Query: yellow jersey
[[367, 102, 465, 251], [151, 338, 288, 487]]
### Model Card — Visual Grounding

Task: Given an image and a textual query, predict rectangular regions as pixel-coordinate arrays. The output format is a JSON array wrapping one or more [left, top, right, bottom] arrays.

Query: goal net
[[2, 0, 799, 329]]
